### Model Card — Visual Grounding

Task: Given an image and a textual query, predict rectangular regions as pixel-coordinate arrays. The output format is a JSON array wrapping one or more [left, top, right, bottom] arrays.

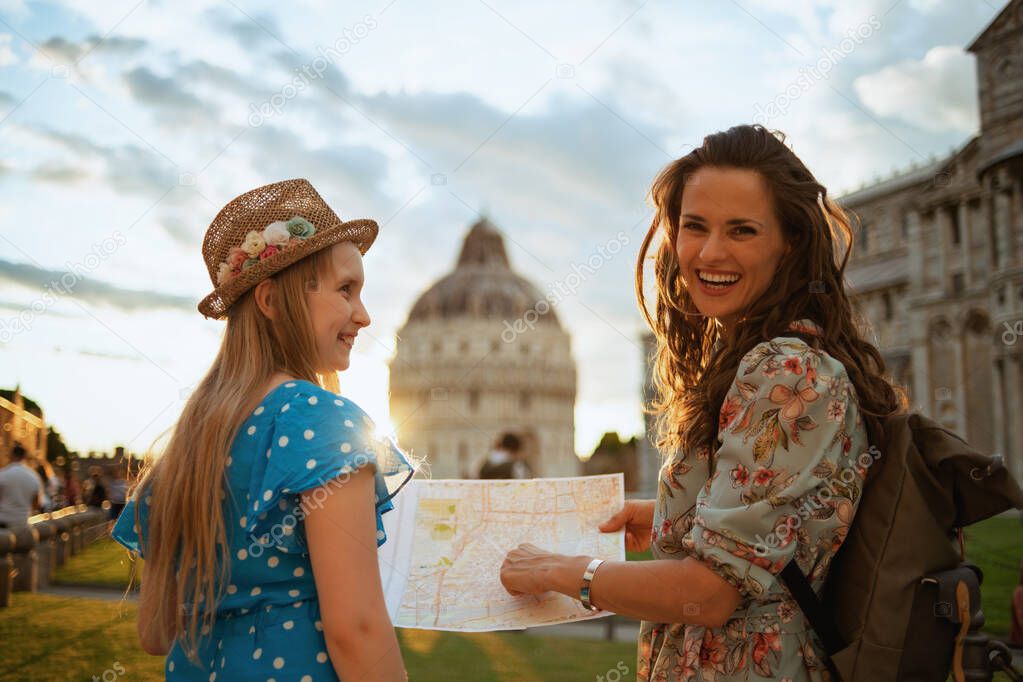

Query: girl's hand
[[599, 499, 655, 553], [500, 544, 588, 597]]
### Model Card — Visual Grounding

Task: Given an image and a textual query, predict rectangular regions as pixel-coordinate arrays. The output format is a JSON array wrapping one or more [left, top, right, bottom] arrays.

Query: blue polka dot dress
[[111, 380, 414, 681]]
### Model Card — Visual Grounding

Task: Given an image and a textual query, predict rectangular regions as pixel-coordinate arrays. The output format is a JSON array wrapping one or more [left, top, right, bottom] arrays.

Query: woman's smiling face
[[675, 166, 790, 332]]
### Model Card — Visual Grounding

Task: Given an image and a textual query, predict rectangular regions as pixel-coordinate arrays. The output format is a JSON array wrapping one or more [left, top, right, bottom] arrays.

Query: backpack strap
[[779, 560, 845, 681], [922, 562, 982, 682]]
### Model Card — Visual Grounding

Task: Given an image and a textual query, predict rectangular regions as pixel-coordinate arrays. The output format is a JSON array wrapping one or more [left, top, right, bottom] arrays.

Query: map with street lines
[[377, 474, 625, 631]]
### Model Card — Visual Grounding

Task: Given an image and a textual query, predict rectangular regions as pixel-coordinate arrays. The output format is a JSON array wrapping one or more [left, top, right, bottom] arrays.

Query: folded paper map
[[377, 473, 625, 631]]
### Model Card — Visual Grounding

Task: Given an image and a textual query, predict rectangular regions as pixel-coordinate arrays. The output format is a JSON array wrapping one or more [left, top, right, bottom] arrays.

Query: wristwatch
[[580, 558, 605, 611]]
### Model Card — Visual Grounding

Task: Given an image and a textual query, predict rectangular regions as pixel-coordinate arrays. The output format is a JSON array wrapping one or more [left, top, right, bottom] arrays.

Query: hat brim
[[198, 218, 378, 320]]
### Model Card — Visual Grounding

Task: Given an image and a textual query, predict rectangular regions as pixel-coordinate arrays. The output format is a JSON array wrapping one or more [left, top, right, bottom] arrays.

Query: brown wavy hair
[[635, 124, 907, 458]]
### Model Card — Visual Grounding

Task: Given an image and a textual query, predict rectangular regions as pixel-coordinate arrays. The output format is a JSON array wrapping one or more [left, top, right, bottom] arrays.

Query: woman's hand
[[599, 499, 655, 553], [500, 543, 589, 597]]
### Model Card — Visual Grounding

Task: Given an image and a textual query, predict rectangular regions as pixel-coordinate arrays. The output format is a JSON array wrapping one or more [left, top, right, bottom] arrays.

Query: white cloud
[[0, 34, 18, 66], [356, 86, 669, 228], [0, 0, 28, 17], [19, 124, 179, 196], [122, 65, 221, 129], [853, 45, 978, 134], [27, 34, 147, 81]]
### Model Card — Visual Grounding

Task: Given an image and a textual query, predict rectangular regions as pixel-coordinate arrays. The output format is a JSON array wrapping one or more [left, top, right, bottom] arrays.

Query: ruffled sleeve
[[686, 336, 862, 600], [245, 387, 413, 555], [110, 487, 152, 558]]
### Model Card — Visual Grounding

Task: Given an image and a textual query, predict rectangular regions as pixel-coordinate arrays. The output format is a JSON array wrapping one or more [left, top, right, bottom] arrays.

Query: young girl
[[112, 179, 413, 681], [500, 125, 907, 680]]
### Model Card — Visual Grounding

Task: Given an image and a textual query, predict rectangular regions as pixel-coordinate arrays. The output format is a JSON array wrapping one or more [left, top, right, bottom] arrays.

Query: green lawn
[[0, 593, 155, 682], [0, 593, 637, 681], [54, 537, 141, 590], [625, 548, 653, 562], [963, 514, 1023, 637]]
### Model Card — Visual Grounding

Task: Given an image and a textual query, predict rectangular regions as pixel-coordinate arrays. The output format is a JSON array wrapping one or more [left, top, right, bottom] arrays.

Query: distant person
[[478, 433, 532, 479], [34, 457, 60, 512], [61, 468, 81, 508], [107, 465, 128, 522], [0, 443, 44, 528], [85, 467, 107, 508], [1012, 559, 1023, 649]]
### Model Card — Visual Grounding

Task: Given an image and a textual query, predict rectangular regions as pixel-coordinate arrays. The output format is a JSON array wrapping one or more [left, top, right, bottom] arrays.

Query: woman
[[501, 124, 906, 680], [111, 179, 412, 681]]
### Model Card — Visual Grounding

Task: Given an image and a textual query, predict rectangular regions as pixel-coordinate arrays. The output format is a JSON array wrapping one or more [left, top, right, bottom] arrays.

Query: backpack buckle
[[969, 454, 1004, 481], [924, 562, 982, 624]]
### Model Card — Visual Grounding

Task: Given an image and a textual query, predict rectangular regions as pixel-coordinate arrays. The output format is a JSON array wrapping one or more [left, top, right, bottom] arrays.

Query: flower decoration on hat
[[216, 215, 317, 285]]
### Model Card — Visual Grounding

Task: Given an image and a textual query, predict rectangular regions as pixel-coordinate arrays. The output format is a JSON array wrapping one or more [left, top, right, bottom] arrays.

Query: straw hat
[[197, 179, 378, 319]]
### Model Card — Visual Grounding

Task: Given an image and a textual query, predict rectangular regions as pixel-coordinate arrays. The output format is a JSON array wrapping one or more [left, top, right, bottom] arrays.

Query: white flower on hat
[[262, 221, 290, 247], [241, 230, 266, 258], [216, 262, 233, 285]]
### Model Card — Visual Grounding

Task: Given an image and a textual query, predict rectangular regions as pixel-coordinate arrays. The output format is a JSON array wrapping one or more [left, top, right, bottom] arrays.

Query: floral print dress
[[638, 319, 869, 682]]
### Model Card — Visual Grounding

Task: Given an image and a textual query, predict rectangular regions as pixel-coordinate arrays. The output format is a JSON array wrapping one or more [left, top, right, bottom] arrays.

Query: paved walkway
[[526, 617, 640, 643], [38, 584, 136, 602]]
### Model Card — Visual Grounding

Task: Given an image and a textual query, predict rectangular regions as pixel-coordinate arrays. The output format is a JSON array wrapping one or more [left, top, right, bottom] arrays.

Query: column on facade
[[910, 313, 931, 415], [979, 183, 994, 271], [959, 201, 972, 289], [912, 347, 937, 417], [992, 356, 1007, 461], [1006, 355, 1023, 483], [994, 180, 1012, 270], [952, 328, 967, 439], [1013, 172, 1022, 267], [907, 209, 925, 293], [936, 206, 950, 293]]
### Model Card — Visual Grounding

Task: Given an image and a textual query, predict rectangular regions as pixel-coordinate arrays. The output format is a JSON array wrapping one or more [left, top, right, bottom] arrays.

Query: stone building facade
[[637, 332, 660, 496], [389, 218, 578, 479], [0, 385, 47, 466], [842, 0, 1023, 480]]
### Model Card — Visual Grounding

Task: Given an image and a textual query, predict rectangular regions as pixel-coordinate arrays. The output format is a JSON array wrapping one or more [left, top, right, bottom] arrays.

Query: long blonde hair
[[130, 246, 340, 663]]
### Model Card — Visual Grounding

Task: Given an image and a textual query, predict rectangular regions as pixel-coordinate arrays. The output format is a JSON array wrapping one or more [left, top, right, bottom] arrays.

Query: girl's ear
[[253, 279, 277, 321]]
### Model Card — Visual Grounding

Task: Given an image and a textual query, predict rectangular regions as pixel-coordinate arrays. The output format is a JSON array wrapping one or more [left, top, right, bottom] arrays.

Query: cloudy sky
[[0, 0, 1002, 459]]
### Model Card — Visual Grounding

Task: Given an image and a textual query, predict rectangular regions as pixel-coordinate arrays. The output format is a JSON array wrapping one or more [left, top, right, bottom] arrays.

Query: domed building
[[389, 217, 578, 478]]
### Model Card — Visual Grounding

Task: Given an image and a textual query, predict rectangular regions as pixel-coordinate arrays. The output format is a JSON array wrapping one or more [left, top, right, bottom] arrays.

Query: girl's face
[[306, 241, 371, 373], [675, 166, 790, 332]]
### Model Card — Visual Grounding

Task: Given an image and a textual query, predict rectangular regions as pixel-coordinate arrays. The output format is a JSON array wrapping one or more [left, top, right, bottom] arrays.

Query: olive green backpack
[[780, 412, 1023, 681]]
